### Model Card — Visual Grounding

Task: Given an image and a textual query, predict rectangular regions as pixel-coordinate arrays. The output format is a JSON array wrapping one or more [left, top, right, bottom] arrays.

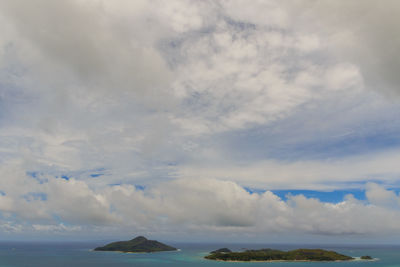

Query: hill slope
[[94, 236, 177, 253], [205, 248, 354, 261]]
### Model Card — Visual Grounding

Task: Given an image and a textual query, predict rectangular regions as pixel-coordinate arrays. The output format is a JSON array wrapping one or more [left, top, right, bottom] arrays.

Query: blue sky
[[1, 0, 400, 242]]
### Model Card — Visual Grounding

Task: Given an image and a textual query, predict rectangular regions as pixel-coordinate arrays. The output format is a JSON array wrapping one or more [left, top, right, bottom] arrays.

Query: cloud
[[0, 0, 399, 241], [0, 0, 172, 97], [0, 0, 366, 186], [287, 0, 400, 96], [176, 149, 400, 190], [32, 223, 81, 233], [169, 15, 363, 135], [366, 182, 400, 208], [45, 178, 117, 225], [0, 194, 13, 212], [1, 167, 400, 239]]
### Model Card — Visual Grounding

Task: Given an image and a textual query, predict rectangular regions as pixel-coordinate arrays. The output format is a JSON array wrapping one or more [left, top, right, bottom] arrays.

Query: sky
[[1, 0, 400, 243]]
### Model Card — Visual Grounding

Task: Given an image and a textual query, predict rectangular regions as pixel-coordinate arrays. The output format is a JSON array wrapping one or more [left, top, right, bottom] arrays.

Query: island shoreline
[[206, 259, 357, 263], [93, 236, 178, 253], [203, 248, 365, 262]]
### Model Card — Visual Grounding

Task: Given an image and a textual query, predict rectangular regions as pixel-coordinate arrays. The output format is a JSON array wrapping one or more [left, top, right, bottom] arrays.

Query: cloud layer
[[0, 0, 400, 241], [2, 163, 400, 241]]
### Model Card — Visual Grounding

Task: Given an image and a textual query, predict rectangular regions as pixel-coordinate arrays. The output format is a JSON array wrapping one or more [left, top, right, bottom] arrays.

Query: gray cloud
[[1, 164, 400, 239], [287, 0, 400, 96], [0, 0, 173, 107], [0, 0, 399, 241]]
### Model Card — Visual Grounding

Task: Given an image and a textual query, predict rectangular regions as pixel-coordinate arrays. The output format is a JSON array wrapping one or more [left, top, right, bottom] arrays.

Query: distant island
[[94, 236, 177, 253], [361, 255, 373, 260], [205, 248, 356, 262], [210, 248, 232, 254]]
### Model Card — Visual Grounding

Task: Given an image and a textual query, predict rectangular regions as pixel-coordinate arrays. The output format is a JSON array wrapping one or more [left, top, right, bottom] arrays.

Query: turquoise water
[[0, 242, 399, 266]]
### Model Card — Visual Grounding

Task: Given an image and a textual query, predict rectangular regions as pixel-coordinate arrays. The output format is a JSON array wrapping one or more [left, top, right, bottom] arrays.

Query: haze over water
[[1, 242, 399, 267]]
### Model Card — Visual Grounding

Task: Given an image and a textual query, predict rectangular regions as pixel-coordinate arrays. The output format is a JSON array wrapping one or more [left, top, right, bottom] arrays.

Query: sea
[[0, 242, 399, 267]]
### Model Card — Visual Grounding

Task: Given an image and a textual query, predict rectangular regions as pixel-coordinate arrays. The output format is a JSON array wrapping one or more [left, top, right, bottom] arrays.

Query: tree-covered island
[[205, 248, 356, 262], [361, 255, 373, 260], [94, 236, 177, 253], [210, 248, 232, 253]]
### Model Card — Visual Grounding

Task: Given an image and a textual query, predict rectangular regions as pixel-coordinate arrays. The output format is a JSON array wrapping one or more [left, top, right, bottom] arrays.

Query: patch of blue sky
[[36, 167, 109, 181], [26, 171, 47, 184], [50, 168, 108, 181], [245, 186, 400, 203], [244, 187, 266, 195], [60, 175, 70, 180], [135, 185, 145, 191], [64, 169, 102, 179], [26, 171, 38, 178], [244, 186, 366, 203], [272, 189, 366, 203], [22, 192, 47, 202]]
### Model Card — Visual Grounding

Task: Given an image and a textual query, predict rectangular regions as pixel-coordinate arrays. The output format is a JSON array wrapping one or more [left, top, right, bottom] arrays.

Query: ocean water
[[0, 242, 399, 267]]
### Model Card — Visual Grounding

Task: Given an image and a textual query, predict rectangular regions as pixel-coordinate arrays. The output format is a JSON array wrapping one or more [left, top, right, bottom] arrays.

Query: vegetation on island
[[361, 255, 373, 260], [94, 236, 177, 253], [205, 248, 355, 262], [210, 248, 232, 253]]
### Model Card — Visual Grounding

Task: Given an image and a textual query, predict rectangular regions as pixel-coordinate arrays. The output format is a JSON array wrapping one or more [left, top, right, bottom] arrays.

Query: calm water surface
[[0, 242, 399, 267]]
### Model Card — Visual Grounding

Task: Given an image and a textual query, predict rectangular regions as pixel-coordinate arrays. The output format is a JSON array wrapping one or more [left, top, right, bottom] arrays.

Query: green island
[[211, 248, 232, 253], [94, 236, 177, 253], [205, 248, 357, 262], [361, 255, 373, 260]]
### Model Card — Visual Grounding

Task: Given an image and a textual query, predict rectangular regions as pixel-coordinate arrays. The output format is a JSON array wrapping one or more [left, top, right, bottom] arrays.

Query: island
[[94, 236, 177, 253], [211, 248, 232, 253], [361, 255, 373, 260], [205, 248, 355, 262]]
